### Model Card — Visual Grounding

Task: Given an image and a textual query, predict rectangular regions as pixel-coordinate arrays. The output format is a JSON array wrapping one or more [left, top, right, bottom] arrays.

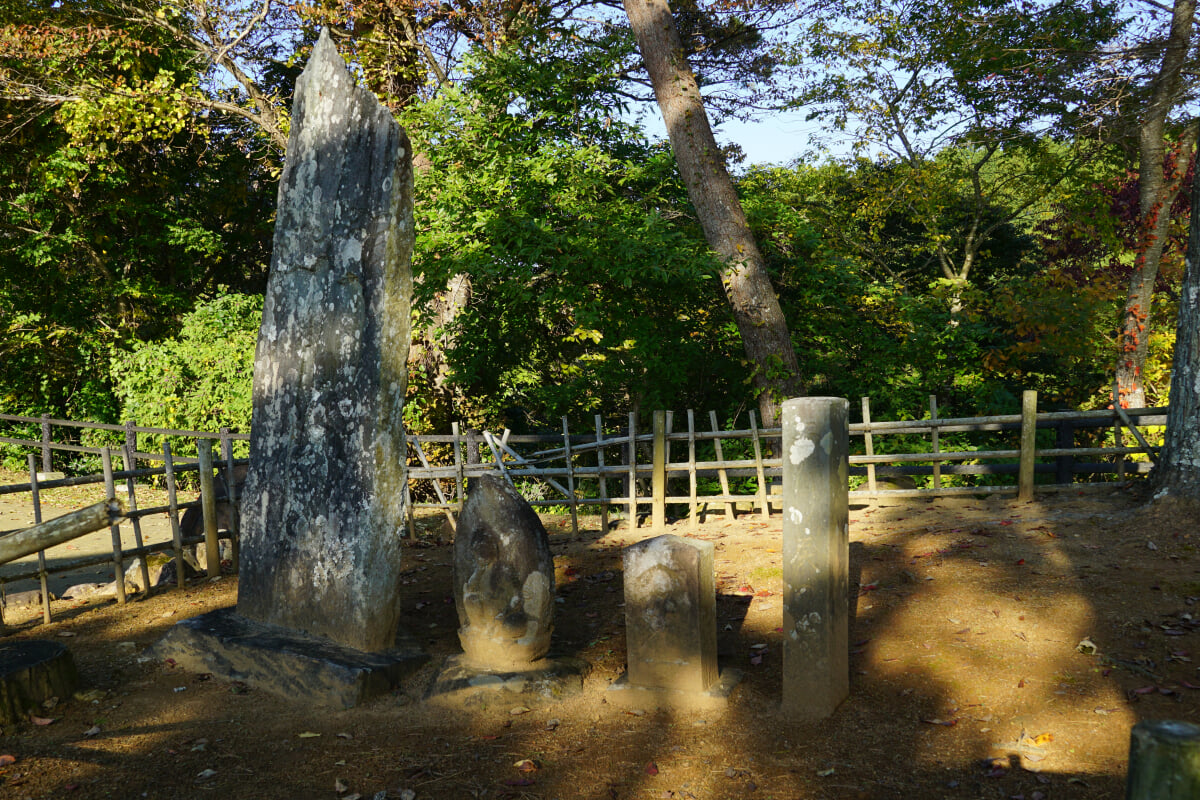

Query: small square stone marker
[[610, 534, 740, 709]]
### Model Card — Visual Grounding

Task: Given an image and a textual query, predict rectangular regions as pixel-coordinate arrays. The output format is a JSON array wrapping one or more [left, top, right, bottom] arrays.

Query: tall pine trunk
[[621, 0, 804, 425], [1155, 155, 1200, 497]]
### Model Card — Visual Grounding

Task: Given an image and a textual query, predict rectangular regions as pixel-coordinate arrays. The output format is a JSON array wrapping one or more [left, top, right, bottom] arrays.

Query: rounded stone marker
[[0, 640, 78, 725], [453, 475, 554, 671]]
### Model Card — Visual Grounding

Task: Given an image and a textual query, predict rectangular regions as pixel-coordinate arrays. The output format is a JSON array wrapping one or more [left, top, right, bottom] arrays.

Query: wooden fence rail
[[0, 390, 1169, 624]]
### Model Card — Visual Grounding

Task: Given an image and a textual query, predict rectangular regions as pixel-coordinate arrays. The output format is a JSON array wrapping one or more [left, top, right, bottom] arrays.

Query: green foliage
[[109, 293, 261, 457], [401, 31, 748, 431]]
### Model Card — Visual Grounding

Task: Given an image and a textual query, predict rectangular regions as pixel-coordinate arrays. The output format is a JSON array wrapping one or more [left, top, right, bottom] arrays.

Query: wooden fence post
[[100, 448, 127, 604], [124, 419, 137, 457], [219, 429, 240, 573], [563, 417, 578, 536], [1018, 390, 1037, 501], [452, 422, 465, 512], [750, 411, 770, 520], [1056, 419, 1075, 484], [627, 412, 638, 529], [26, 455, 51, 625], [162, 443, 185, 590], [595, 416, 609, 533], [1127, 720, 1200, 799], [861, 398, 876, 493], [930, 395, 941, 490], [120, 445, 152, 596], [687, 409, 698, 528], [652, 411, 666, 529], [709, 411, 735, 520], [40, 414, 52, 474], [197, 439, 221, 578]]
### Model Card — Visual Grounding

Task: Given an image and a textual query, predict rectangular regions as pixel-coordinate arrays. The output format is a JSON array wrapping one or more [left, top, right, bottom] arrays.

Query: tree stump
[[1127, 719, 1200, 800], [0, 641, 78, 725]]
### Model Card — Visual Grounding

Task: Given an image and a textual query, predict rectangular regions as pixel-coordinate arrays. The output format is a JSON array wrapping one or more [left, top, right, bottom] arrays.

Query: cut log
[[0, 640, 78, 725], [1127, 719, 1200, 800]]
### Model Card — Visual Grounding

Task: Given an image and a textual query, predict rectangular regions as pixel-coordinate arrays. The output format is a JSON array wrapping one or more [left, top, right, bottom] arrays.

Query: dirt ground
[[0, 484, 1197, 800]]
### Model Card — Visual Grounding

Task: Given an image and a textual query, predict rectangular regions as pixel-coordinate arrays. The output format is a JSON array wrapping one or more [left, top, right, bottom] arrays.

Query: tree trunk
[[1155, 158, 1200, 498], [1115, 0, 1197, 409], [621, 0, 804, 425]]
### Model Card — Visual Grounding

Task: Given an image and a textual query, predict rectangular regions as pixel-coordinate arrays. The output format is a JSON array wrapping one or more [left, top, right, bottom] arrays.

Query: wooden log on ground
[[1127, 719, 1200, 800], [0, 640, 78, 725]]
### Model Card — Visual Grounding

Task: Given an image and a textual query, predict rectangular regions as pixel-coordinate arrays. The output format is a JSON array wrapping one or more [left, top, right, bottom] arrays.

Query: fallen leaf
[[337, 732, 353, 739], [816, 767, 835, 777], [196, 769, 217, 780], [335, 777, 349, 793], [0, 754, 16, 766], [29, 715, 55, 726], [57, 631, 77, 638], [509, 706, 531, 716], [1032, 733, 1054, 746], [544, 719, 560, 731], [83, 725, 101, 737], [513, 759, 538, 772], [922, 718, 957, 726], [645, 761, 659, 775], [297, 731, 321, 738]]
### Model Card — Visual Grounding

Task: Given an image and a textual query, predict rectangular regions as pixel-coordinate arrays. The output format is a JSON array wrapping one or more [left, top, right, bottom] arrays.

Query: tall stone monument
[[152, 30, 425, 706], [780, 397, 850, 719], [235, 28, 414, 654]]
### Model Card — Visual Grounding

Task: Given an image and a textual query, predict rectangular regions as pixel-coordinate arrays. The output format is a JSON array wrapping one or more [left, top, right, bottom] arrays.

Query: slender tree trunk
[[1155, 158, 1200, 497], [621, 0, 804, 425], [1115, 0, 1197, 409]]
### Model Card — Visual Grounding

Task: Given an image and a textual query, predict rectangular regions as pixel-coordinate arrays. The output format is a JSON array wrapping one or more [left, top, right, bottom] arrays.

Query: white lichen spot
[[820, 431, 833, 453], [787, 507, 803, 525], [790, 437, 815, 465]]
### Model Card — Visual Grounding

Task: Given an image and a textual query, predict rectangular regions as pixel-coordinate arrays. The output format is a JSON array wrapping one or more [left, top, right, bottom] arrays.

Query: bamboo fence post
[[120, 445, 152, 596], [101, 448, 127, 604], [687, 409, 698, 529], [197, 439, 221, 578], [563, 417, 578, 536], [1018, 390, 1037, 501], [1127, 720, 1200, 799], [26, 455, 51, 624], [595, 416, 610, 533], [162, 443, 185, 590], [709, 411, 735, 520], [930, 395, 941, 490], [652, 411, 667, 528], [452, 422, 465, 512], [627, 412, 638, 529], [862, 398, 877, 493], [750, 411, 770, 520], [220, 428, 240, 572], [40, 414, 52, 473]]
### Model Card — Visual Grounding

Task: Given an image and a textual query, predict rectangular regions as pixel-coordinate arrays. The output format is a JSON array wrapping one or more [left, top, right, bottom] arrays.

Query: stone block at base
[[151, 608, 427, 709], [427, 654, 589, 707], [606, 667, 742, 712]]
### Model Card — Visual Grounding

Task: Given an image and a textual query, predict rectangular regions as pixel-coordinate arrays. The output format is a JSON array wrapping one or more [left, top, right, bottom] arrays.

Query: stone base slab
[[427, 654, 589, 706], [151, 608, 428, 709], [606, 667, 743, 711]]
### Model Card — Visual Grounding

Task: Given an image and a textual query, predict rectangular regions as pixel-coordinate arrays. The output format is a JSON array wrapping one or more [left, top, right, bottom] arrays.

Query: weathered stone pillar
[[235, 28, 414, 654], [623, 534, 717, 693], [781, 397, 850, 719]]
